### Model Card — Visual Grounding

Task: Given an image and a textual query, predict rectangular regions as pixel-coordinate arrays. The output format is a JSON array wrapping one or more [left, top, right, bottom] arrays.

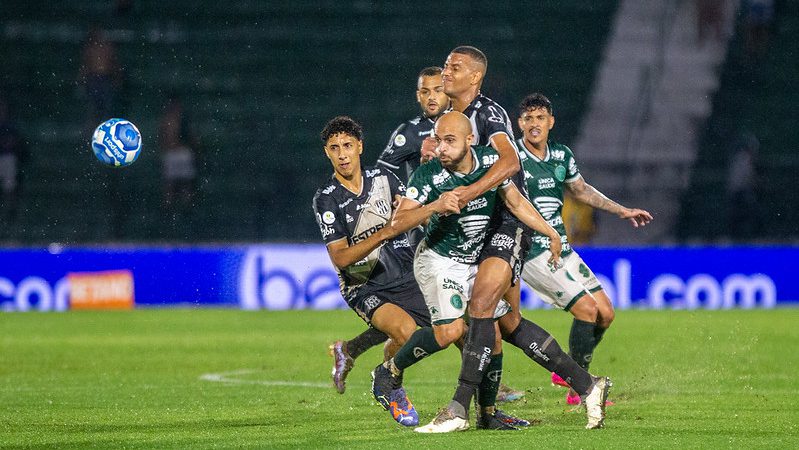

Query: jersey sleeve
[[405, 165, 433, 205], [377, 123, 418, 170], [564, 146, 582, 183], [312, 192, 348, 244], [384, 167, 407, 198], [477, 102, 515, 143]]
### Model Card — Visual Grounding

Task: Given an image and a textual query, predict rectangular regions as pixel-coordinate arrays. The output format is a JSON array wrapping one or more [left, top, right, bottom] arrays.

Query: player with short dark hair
[[313, 115, 459, 427], [377, 66, 450, 180], [506, 93, 652, 404]]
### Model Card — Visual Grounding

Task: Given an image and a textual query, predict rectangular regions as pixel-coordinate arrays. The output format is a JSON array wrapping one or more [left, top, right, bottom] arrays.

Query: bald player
[[371, 111, 564, 431]]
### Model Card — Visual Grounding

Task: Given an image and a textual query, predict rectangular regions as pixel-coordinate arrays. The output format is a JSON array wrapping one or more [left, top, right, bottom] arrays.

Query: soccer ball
[[91, 118, 142, 167]]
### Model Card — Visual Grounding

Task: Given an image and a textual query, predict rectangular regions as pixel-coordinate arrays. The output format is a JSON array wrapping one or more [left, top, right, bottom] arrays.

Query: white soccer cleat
[[585, 376, 612, 429], [414, 407, 469, 433]]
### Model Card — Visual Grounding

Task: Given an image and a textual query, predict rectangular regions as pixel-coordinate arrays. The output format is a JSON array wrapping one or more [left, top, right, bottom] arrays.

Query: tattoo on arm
[[570, 179, 626, 215]]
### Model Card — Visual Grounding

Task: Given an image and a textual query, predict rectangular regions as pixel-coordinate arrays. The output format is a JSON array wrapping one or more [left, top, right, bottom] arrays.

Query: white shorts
[[414, 241, 511, 324], [521, 251, 602, 310]]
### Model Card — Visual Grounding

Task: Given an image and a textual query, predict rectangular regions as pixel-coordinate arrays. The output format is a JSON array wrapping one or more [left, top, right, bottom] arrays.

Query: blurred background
[[1, 0, 795, 246]]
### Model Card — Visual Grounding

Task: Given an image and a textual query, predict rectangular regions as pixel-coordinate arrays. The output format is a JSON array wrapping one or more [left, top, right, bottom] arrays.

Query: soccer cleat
[[493, 409, 531, 427], [329, 340, 354, 394], [476, 411, 519, 430], [370, 363, 399, 410], [584, 376, 612, 429], [566, 390, 581, 405], [551, 372, 570, 388], [496, 383, 525, 403], [414, 407, 469, 433], [387, 387, 419, 427]]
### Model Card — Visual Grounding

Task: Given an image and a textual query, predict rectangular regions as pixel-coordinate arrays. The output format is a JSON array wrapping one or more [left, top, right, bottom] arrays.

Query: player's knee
[[433, 321, 465, 347], [571, 296, 598, 323], [597, 306, 615, 328]]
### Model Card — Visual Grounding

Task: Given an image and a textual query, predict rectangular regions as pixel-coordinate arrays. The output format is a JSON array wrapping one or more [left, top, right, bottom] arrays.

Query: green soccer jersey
[[406, 146, 508, 264], [518, 140, 581, 260]]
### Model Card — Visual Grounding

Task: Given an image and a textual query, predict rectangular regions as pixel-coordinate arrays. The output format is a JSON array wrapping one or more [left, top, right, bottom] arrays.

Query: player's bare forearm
[[499, 186, 559, 241], [392, 194, 459, 234], [456, 134, 520, 207], [326, 227, 393, 269], [568, 178, 626, 216]]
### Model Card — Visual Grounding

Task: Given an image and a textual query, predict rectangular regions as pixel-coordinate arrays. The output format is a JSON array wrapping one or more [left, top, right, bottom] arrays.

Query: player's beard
[[440, 145, 469, 172]]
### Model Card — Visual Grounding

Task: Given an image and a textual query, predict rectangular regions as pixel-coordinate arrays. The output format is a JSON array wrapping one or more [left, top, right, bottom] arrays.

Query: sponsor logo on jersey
[[466, 197, 488, 212], [345, 214, 354, 223], [394, 134, 406, 147], [482, 154, 499, 166], [533, 197, 562, 220], [322, 211, 336, 224], [490, 233, 515, 250], [320, 224, 335, 238], [569, 158, 578, 175], [551, 149, 565, 161], [351, 223, 386, 244], [365, 169, 380, 178], [406, 186, 419, 199], [538, 177, 556, 190], [419, 129, 433, 137], [432, 170, 451, 186], [356, 203, 369, 210], [418, 185, 433, 203], [339, 198, 353, 209], [392, 236, 410, 249], [374, 198, 391, 216], [410, 117, 421, 125], [322, 185, 336, 194]]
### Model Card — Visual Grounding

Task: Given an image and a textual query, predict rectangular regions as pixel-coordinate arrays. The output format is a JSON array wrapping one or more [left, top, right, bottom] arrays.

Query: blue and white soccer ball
[[91, 118, 142, 167]]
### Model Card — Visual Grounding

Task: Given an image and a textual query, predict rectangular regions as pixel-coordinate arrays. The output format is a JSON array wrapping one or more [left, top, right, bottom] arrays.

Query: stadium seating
[[0, 0, 619, 243], [677, 1, 799, 241]]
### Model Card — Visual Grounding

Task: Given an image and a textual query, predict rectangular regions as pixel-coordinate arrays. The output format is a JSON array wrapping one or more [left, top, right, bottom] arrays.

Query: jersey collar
[[518, 138, 550, 162]]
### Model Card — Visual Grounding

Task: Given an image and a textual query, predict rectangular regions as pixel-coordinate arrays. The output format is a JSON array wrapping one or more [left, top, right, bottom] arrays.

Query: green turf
[[1, 309, 798, 449]]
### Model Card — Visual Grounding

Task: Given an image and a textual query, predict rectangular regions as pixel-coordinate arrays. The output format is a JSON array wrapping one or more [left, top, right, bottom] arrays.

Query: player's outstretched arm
[[452, 134, 520, 208], [499, 184, 562, 265], [325, 225, 397, 270], [567, 177, 653, 227], [391, 192, 460, 234]]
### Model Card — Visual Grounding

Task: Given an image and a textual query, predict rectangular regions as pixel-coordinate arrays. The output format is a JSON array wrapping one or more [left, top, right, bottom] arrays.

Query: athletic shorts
[[347, 279, 431, 328], [477, 221, 532, 286], [521, 251, 603, 310], [414, 241, 511, 325]]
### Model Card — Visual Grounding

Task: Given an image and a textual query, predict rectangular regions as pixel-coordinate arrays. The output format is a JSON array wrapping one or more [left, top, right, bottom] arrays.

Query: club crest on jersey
[[322, 211, 336, 224], [533, 197, 562, 220], [554, 165, 567, 182], [394, 134, 406, 147], [374, 198, 391, 216]]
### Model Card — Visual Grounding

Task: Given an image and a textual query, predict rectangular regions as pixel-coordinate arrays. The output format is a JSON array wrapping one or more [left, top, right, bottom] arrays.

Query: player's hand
[[451, 185, 473, 209], [392, 194, 402, 209], [620, 208, 653, 228], [434, 191, 461, 216], [547, 236, 563, 271], [420, 137, 439, 163]]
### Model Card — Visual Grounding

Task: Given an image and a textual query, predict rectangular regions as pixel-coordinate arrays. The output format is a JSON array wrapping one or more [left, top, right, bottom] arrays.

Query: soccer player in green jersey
[[507, 93, 652, 404]]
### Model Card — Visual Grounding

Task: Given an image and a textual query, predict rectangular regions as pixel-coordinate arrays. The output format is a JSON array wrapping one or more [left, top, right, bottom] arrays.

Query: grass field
[[2, 309, 798, 449]]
